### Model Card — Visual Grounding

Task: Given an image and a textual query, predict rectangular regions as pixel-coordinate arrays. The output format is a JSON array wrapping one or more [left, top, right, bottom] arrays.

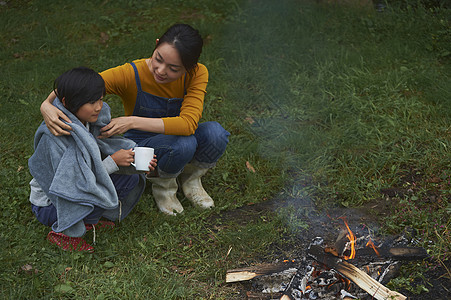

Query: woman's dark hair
[[53, 67, 105, 114], [156, 24, 203, 73]]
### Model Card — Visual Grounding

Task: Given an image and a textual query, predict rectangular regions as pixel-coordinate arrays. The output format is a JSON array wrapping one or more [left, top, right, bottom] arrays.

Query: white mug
[[131, 147, 154, 171]]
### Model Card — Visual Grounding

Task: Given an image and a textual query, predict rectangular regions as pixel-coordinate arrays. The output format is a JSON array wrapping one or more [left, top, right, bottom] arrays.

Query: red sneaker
[[85, 220, 115, 231], [47, 231, 94, 252]]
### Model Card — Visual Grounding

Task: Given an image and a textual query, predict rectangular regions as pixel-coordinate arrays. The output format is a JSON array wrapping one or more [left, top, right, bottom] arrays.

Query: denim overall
[[124, 62, 230, 178]]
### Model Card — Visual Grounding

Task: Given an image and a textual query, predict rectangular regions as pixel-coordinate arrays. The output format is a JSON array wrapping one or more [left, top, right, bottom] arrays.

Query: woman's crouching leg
[[137, 134, 197, 177], [193, 121, 230, 167], [179, 122, 230, 208]]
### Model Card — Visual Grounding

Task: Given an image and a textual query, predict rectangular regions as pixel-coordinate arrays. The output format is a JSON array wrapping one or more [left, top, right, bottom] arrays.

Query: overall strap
[[130, 62, 142, 92]]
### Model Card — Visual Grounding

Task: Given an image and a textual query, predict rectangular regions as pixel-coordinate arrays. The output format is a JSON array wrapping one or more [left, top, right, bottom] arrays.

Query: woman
[[40, 24, 230, 216], [30, 67, 157, 251]]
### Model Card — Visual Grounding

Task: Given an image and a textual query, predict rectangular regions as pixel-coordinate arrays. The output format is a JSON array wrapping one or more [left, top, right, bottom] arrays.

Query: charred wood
[[308, 245, 407, 300], [354, 246, 428, 260]]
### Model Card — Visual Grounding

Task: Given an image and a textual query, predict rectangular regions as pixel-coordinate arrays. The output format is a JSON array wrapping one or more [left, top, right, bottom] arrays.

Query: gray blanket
[[28, 98, 136, 236]]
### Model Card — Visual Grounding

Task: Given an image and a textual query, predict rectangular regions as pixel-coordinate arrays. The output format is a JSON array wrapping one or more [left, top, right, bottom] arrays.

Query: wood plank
[[308, 245, 406, 300], [226, 262, 296, 283]]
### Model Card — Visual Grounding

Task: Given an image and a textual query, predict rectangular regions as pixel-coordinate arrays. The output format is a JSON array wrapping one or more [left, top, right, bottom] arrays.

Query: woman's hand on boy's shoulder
[[41, 101, 72, 136], [98, 117, 133, 138]]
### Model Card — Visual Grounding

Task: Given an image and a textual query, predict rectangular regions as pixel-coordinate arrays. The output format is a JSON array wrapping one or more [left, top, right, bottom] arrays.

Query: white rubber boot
[[148, 177, 184, 216], [179, 164, 214, 209]]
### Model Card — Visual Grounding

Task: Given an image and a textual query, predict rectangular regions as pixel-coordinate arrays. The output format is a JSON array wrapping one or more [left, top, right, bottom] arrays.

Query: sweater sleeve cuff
[[103, 155, 119, 174]]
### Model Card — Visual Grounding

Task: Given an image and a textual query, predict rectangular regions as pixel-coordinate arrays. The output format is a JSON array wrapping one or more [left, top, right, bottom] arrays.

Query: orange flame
[[366, 239, 380, 256], [344, 277, 352, 290], [342, 220, 356, 260]]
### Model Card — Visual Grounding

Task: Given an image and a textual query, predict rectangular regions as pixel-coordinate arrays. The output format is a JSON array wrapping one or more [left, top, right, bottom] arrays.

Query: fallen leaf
[[17, 166, 24, 172], [99, 32, 109, 44], [20, 264, 39, 274], [429, 177, 440, 183], [178, 268, 194, 276], [203, 34, 213, 45], [244, 117, 255, 124], [246, 161, 256, 173], [20, 264, 33, 272], [58, 266, 72, 280]]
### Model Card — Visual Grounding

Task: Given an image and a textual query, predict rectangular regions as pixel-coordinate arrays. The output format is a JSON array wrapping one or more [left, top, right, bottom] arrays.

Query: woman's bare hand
[[146, 155, 158, 177], [110, 148, 135, 167], [41, 100, 72, 136], [99, 117, 133, 138]]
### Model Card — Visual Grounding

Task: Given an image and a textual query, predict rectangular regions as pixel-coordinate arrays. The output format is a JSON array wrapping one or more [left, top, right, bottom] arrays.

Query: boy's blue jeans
[[31, 174, 139, 227]]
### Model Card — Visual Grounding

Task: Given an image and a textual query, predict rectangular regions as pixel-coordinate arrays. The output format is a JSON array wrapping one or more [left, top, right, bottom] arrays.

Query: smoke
[[217, 1, 333, 172]]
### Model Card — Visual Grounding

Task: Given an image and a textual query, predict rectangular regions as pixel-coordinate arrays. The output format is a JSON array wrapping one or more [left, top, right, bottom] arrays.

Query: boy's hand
[[111, 148, 134, 167]]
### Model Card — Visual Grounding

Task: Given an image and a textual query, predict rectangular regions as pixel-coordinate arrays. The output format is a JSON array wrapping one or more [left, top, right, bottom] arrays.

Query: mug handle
[[130, 149, 136, 167]]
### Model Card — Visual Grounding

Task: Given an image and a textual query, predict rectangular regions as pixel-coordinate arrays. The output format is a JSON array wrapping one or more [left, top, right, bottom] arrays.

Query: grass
[[1, 0, 450, 298]]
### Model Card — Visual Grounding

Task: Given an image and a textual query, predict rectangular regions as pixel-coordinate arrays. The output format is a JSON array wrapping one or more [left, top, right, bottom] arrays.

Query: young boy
[[28, 67, 156, 252]]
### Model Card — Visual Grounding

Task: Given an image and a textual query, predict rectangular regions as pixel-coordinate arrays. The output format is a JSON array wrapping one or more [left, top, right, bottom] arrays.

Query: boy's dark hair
[[156, 24, 203, 74], [53, 67, 105, 114]]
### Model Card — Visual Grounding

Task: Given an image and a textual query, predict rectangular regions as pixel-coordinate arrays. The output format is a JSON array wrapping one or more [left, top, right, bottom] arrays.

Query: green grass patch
[[0, 0, 449, 298]]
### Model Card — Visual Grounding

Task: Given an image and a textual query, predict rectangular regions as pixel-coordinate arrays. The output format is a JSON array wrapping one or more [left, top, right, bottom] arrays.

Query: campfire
[[226, 219, 427, 299]]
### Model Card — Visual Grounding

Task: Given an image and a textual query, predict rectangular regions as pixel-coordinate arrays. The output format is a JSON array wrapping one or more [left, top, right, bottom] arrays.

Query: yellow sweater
[[100, 58, 208, 136]]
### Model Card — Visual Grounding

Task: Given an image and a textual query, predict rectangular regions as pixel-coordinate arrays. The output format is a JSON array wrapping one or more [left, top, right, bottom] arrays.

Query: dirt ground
[[216, 191, 450, 300]]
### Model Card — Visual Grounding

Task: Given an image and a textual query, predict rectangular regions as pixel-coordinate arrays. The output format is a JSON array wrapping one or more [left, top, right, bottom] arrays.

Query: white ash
[[260, 267, 298, 293]]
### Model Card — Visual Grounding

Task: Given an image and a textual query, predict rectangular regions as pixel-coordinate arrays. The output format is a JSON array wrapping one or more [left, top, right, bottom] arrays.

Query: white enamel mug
[[131, 147, 154, 171]]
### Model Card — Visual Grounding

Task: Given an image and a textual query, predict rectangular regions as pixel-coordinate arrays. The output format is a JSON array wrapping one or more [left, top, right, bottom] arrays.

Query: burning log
[[308, 245, 407, 300], [226, 262, 297, 283], [354, 246, 428, 260], [334, 219, 427, 261]]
